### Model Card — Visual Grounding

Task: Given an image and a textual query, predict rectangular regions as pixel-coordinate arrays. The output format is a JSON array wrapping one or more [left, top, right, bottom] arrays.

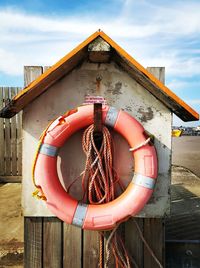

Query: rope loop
[[129, 137, 151, 152]]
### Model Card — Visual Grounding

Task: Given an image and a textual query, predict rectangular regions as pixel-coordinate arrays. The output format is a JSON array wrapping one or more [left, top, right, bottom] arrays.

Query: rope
[[129, 137, 151, 152], [78, 124, 163, 268], [132, 219, 163, 268], [80, 124, 133, 268], [100, 233, 104, 268], [32, 110, 71, 200], [31, 120, 53, 200]]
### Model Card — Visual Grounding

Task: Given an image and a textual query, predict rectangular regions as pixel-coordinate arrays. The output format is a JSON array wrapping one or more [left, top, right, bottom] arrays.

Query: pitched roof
[[0, 30, 199, 121]]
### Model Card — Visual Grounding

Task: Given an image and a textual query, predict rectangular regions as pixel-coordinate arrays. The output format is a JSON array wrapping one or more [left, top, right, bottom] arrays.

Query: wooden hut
[[0, 30, 199, 268]]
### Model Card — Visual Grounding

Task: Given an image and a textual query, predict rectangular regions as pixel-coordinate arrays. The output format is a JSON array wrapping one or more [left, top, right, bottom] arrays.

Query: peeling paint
[[114, 82, 122, 94], [138, 107, 154, 122], [125, 105, 132, 112], [104, 81, 113, 94]]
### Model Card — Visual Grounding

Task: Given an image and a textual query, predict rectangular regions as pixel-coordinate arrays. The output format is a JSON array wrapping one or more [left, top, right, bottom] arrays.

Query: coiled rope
[[78, 124, 163, 268], [80, 124, 132, 268]]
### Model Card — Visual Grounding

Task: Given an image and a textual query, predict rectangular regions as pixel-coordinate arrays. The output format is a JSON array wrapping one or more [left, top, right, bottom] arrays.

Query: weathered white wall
[[22, 61, 172, 217]]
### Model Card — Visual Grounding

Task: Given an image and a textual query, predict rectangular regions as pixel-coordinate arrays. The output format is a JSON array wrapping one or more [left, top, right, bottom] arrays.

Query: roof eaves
[[99, 31, 199, 121], [14, 31, 101, 102], [0, 30, 199, 122]]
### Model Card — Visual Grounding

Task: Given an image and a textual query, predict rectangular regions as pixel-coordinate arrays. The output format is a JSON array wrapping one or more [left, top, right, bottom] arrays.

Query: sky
[[0, 0, 199, 126]]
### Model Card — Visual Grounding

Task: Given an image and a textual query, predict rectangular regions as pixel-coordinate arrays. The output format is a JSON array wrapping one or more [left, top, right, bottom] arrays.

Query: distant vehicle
[[172, 129, 183, 137]]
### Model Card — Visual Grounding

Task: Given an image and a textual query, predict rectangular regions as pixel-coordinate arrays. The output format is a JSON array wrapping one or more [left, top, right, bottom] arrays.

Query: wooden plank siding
[[24, 66, 43, 268], [16, 87, 23, 176], [11, 87, 18, 175], [4, 87, 12, 175], [63, 224, 82, 267], [43, 218, 63, 268], [24, 217, 43, 268], [125, 218, 144, 267], [0, 86, 22, 180], [144, 219, 165, 268]]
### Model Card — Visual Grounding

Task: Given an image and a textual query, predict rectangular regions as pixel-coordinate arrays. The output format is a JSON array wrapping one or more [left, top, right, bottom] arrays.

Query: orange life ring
[[34, 105, 158, 230]]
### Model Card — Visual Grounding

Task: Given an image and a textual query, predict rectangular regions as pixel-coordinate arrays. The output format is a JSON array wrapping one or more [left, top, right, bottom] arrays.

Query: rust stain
[[96, 75, 102, 92], [138, 107, 154, 122]]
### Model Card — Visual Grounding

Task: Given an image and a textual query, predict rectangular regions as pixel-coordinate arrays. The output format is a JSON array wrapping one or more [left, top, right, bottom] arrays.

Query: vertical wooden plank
[[4, 87, 12, 175], [63, 224, 82, 268], [10, 87, 18, 175], [124, 66, 166, 268], [83, 230, 99, 268], [43, 66, 51, 72], [146, 67, 165, 84], [104, 223, 126, 268], [24, 66, 43, 87], [17, 87, 22, 176], [24, 217, 43, 268], [125, 218, 144, 268], [0, 87, 5, 175], [43, 65, 64, 267], [24, 66, 43, 268], [83, 230, 100, 268], [144, 218, 165, 268], [43, 218, 63, 268]]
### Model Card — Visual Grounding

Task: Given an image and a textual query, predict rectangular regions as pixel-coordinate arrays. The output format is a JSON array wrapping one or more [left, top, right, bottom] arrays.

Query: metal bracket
[[94, 103, 103, 150]]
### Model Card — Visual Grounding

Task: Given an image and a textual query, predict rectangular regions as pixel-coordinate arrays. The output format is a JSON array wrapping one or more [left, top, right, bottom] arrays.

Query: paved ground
[[0, 183, 23, 268], [166, 137, 200, 240], [172, 136, 200, 177], [166, 166, 200, 240]]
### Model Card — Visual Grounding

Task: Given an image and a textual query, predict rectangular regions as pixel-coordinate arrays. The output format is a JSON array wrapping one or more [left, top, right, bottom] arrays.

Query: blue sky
[[0, 0, 199, 126]]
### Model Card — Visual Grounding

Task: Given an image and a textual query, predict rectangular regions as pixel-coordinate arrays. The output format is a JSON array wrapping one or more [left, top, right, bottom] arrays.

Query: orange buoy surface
[[34, 104, 158, 230]]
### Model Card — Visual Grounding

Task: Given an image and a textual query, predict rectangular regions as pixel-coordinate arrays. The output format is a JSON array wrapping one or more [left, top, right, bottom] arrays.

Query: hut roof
[[0, 30, 199, 121]]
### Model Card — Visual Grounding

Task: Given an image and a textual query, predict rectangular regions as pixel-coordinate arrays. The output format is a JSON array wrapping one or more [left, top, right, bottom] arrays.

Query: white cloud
[[186, 99, 200, 105], [167, 79, 190, 91], [0, 2, 200, 82], [0, 3, 199, 126]]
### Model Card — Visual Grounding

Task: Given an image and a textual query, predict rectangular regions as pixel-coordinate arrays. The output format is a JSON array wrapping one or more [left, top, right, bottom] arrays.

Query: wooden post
[[0, 87, 4, 175], [11, 87, 17, 176], [17, 86, 22, 176], [24, 66, 43, 268], [4, 87, 12, 175], [124, 67, 166, 268], [143, 67, 166, 268]]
